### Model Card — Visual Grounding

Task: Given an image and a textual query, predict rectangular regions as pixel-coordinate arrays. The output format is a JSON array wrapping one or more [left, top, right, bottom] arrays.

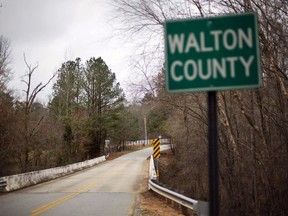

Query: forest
[[112, 0, 288, 215], [1, 0, 287, 215], [0, 51, 146, 175]]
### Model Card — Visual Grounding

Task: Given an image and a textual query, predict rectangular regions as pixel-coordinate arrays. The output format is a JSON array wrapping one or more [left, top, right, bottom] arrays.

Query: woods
[[112, 0, 287, 215], [0, 52, 144, 175]]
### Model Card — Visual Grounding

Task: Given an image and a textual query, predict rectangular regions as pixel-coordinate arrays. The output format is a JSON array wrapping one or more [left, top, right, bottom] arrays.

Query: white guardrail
[[123, 138, 171, 146], [0, 156, 106, 192], [148, 155, 208, 216]]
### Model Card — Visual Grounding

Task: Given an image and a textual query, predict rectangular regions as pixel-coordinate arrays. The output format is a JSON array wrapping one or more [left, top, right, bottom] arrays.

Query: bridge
[[0, 143, 207, 216], [0, 147, 155, 216]]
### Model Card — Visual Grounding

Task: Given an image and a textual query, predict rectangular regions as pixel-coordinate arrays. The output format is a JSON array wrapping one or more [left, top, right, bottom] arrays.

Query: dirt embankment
[[137, 156, 185, 216]]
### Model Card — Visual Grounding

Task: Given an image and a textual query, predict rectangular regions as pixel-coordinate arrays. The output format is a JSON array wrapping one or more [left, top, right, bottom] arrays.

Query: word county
[[167, 28, 255, 81]]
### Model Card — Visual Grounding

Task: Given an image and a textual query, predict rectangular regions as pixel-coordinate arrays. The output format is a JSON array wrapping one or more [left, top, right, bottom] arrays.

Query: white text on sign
[[168, 28, 255, 82]]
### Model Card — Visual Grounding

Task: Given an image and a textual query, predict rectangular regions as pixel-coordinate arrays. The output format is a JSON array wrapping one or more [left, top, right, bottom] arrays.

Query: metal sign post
[[155, 158, 159, 182], [208, 91, 219, 216]]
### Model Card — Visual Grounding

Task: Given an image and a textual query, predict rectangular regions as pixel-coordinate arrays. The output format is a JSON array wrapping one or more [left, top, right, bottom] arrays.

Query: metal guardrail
[[149, 179, 197, 208], [148, 155, 208, 216]]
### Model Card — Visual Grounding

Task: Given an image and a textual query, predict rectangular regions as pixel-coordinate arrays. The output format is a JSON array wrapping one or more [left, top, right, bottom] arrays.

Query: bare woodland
[[0, 0, 287, 215], [113, 0, 288, 215]]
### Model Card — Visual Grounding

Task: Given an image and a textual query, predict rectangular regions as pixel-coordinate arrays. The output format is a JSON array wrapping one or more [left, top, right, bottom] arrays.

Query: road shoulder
[[135, 158, 184, 216]]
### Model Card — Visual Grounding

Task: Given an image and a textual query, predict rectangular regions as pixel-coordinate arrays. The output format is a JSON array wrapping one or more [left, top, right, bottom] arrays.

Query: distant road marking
[[30, 180, 99, 216]]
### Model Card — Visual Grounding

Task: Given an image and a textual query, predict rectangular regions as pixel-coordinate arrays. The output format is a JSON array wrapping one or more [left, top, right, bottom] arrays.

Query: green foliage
[[82, 57, 125, 157], [50, 56, 126, 159], [147, 107, 168, 137], [63, 124, 73, 143], [83, 57, 124, 114], [0, 91, 17, 176], [108, 105, 141, 142], [50, 58, 83, 119]]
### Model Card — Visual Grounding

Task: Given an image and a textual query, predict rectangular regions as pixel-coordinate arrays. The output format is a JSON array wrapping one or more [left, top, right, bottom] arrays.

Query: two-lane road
[[0, 146, 167, 216]]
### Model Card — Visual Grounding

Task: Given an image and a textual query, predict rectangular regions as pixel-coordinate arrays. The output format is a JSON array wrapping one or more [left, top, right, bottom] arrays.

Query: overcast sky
[[0, 0, 139, 103]]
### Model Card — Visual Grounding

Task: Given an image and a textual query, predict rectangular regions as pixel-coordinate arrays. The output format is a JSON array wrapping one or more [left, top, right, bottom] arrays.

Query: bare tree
[[113, 1, 288, 215], [111, 0, 220, 100], [20, 54, 56, 172]]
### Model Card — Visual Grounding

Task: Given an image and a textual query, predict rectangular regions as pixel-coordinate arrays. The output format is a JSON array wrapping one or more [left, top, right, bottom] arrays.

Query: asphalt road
[[0, 146, 167, 216]]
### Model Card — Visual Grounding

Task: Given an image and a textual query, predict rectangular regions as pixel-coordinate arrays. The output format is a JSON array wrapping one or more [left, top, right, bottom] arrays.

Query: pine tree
[[83, 57, 124, 157]]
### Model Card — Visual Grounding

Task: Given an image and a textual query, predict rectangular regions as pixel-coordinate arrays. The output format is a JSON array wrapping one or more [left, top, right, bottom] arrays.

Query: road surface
[[0, 146, 168, 216]]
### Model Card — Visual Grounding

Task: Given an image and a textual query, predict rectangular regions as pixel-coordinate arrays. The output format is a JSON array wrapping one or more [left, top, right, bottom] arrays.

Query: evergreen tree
[[83, 57, 124, 157], [50, 58, 83, 162], [50, 58, 82, 120]]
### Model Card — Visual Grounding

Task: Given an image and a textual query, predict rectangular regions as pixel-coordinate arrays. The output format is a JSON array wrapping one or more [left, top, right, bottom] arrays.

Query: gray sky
[[0, 0, 137, 103]]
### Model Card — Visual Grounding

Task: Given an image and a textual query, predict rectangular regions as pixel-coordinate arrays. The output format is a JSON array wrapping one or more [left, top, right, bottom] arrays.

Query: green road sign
[[164, 13, 261, 93]]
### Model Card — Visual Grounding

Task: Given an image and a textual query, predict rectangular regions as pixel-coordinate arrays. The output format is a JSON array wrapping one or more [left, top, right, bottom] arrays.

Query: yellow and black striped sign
[[152, 138, 160, 159]]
